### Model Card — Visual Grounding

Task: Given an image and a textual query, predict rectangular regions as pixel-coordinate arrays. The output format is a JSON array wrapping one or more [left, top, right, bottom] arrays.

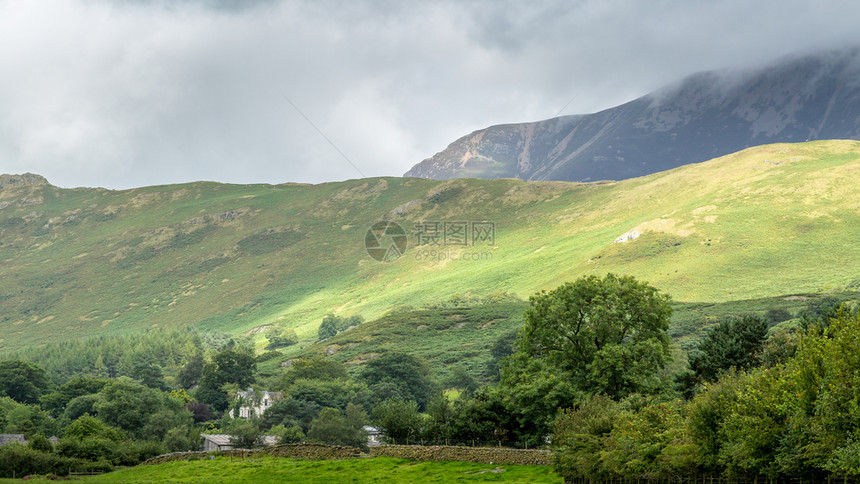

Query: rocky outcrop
[[0, 173, 50, 189], [406, 48, 860, 182]]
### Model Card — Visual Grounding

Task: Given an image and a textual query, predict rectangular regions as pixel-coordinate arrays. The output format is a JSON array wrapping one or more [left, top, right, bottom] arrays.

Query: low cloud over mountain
[[406, 48, 860, 182]]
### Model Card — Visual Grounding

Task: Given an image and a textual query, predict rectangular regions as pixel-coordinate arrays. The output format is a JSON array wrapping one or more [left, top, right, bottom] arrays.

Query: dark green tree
[[318, 314, 340, 340], [307, 405, 367, 448], [63, 394, 101, 421], [40, 377, 108, 418], [194, 349, 256, 412], [286, 379, 373, 414], [211, 349, 257, 389], [498, 355, 581, 444], [0, 397, 59, 437], [0, 360, 50, 404], [195, 372, 229, 413], [177, 354, 205, 389], [689, 315, 768, 382], [764, 308, 792, 326], [130, 361, 168, 391], [262, 397, 321, 433], [92, 378, 164, 438], [486, 330, 518, 380], [226, 419, 263, 449], [140, 407, 194, 443], [359, 352, 435, 410], [317, 314, 363, 340], [338, 315, 363, 332], [63, 414, 125, 443], [266, 327, 299, 349], [515, 274, 673, 399], [422, 393, 453, 443], [444, 367, 478, 395], [372, 398, 421, 444], [270, 424, 305, 444]]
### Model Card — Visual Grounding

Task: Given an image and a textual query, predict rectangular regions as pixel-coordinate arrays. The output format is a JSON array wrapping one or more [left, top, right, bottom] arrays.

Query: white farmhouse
[[228, 389, 283, 419]]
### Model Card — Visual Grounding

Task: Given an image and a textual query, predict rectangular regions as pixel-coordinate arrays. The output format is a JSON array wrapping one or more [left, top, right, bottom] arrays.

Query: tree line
[[0, 273, 857, 481]]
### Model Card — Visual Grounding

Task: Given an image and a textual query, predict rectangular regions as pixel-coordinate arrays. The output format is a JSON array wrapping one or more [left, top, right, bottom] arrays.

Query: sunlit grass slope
[[1, 141, 858, 351]]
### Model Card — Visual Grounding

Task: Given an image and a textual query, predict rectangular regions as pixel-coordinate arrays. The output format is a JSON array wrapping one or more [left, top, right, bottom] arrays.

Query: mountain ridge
[[405, 48, 860, 182]]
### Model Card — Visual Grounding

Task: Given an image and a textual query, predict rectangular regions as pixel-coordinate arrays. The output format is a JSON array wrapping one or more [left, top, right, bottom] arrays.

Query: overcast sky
[[2, 0, 860, 189]]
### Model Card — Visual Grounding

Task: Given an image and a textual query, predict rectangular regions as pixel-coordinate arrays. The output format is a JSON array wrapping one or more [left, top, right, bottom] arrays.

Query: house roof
[[201, 434, 279, 447], [0, 434, 27, 446], [262, 435, 278, 446], [235, 390, 283, 400], [201, 434, 233, 447]]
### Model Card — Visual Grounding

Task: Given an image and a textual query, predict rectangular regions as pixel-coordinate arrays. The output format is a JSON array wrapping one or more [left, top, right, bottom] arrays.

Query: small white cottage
[[228, 389, 283, 419]]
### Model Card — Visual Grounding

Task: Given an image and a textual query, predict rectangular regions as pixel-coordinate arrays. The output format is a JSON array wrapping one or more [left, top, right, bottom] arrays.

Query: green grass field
[[0, 456, 562, 483], [1, 140, 858, 352]]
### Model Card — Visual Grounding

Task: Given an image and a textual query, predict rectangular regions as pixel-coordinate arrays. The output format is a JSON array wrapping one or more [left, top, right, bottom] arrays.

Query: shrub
[[28, 434, 53, 453], [0, 444, 85, 478], [56, 436, 125, 465]]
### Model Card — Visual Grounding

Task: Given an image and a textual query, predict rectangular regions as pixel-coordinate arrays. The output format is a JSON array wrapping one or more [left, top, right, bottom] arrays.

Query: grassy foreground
[[0, 456, 562, 483]]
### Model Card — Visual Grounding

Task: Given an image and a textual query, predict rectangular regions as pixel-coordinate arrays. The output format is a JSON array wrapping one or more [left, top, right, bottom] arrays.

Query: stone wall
[[370, 445, 552, 466], [143, 443, 361, 465]]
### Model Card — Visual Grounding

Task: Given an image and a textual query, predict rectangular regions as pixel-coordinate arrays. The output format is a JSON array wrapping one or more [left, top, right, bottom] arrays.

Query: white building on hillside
[[228, 389, 283, 419]]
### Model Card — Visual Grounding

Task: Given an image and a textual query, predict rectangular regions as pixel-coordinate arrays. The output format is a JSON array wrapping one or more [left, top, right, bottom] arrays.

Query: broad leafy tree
[[226, 419, 264, 449], [92, 377, 164, 438], [359, 352, 435, 410], [211, 349, 256, 389], [372, 398, 421, 444], [40, 376, 108, 418], [514, 273, 673, 399], [307, 404, 367, 448], [0, 360, 51, 404], [177, 353, 205, 389], [318, 314, 341, 340], [263, 397, 321, 432]]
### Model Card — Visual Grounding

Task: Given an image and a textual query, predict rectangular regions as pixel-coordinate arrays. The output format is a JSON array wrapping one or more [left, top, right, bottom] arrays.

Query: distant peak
[[0, 173, 50, 189]]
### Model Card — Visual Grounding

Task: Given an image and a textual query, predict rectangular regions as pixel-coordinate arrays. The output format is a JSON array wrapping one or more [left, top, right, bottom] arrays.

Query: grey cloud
[[2, 0, 860, 189]]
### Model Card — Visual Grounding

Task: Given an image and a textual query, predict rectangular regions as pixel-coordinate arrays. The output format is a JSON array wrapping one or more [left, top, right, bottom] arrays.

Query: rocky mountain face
[[0, 173, 50, 189], [405, 48, 860, 182]]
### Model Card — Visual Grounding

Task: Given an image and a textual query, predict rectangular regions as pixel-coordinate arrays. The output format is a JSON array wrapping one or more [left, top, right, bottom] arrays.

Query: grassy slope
[[1, 141, 858, 351], [296, 302, 529, 382], [0, 457, 562, 483], [288, 292, 859, 385]]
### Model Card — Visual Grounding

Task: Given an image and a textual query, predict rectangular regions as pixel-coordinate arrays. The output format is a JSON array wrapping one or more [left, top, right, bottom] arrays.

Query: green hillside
[[1, 140, 858, 351]]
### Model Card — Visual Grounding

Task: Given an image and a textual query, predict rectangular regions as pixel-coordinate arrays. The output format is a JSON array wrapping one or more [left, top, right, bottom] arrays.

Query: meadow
[[0, 456, 562, 483], [0, 140, 858, 352]]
